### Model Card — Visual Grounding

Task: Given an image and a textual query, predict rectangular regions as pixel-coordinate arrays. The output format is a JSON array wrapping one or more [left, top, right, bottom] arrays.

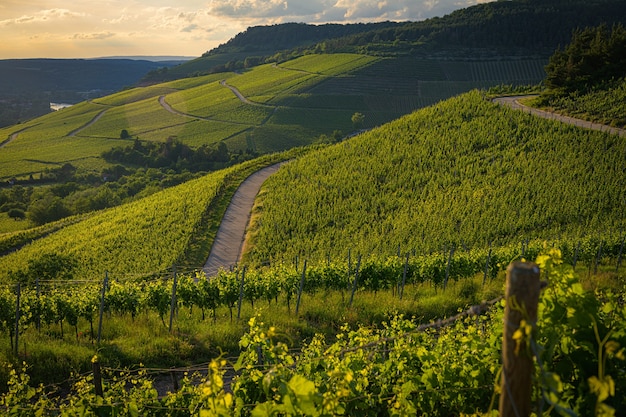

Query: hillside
[[154, 0, 626, 81], [244, 90, 626, 264], [0, 53, 544, 184], [0, 152, 297, 282], [0, 59, 181, 128]]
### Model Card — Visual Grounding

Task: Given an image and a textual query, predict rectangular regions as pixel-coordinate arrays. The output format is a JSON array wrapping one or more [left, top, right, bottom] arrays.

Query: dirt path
[[68, 109, 108, 137], [219, 80, 275, 109], [203, 162, 287, 277], [494, 96, 626, 137]]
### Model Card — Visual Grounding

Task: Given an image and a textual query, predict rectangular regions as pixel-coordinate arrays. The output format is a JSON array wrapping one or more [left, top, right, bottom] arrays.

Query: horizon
[[0, 0, 495, 60]]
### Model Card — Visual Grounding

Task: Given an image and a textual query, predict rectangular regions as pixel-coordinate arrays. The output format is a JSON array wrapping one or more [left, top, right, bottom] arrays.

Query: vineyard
[[244, 90, 626, 265], [0, 152, 299, 282], [0, 250, 624, 416], [1, 53, 546, 183], [532, 77, 626, 129]]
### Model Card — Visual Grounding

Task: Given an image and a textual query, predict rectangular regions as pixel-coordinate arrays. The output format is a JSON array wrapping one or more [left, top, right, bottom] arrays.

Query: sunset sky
[[0, 0, 495, 59]]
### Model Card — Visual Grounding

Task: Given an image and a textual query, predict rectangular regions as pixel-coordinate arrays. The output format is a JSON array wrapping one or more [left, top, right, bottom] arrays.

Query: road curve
[[494, 96, 626, 137], [203, 162, 287, 277], [68, 109, 108, 137]]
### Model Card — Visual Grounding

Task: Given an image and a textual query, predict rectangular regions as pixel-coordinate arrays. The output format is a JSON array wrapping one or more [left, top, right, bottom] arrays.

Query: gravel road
[[493, 96, 625, 137], [203, 162, 286, 277]]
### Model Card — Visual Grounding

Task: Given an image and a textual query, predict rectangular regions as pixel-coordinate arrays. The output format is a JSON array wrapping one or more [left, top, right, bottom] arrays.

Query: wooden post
[[594, 241, 603, 275], [237, 267, 246, 320], [483, 246, 492, 287], [400, 252, 409, 300], [92, 358, 104, 397], [499, 262, 541, 417], [170, 371, 179, 392], [443, 246, 454, 291], [348, 255, 361, 308], [617, 236, 625, 273], [14, 283, 21, 356], [295, 260, 307, 315], [169, 266, 178, 333], [97, 272, 108, 344], [572, 242, 580, 270], [35, 278, 41, 332]]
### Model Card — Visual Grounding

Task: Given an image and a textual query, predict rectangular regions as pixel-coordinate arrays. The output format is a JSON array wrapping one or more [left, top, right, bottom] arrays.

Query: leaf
[[128, 401, 139, 417], [288, 375, 319, 416]]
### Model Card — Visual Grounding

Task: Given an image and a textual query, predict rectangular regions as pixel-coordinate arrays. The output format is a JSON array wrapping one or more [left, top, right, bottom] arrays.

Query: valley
[[0, 1, 625, 415]]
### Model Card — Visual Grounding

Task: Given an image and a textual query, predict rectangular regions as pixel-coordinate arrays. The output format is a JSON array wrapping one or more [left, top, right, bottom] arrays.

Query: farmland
[[0, 53, 546, 183]]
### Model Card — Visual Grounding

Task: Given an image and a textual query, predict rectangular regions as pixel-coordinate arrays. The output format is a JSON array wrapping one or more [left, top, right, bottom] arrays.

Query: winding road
[[203, 162, 287, 277], [493, 96, 626, 137]]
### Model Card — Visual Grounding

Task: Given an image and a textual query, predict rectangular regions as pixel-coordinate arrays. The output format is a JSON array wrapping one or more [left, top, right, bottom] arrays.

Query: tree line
[[0, 136, 257, 226]]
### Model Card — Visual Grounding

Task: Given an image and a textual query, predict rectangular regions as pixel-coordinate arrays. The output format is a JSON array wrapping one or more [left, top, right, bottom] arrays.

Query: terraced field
[[0, 53, 547, 181]]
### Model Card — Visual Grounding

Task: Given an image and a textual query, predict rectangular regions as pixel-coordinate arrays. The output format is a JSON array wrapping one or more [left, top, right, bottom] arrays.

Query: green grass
[[0, 214, 34, 234], [93, 86, 179, 106], [0, 270, 504, 387], [278, 54, 378, 75]]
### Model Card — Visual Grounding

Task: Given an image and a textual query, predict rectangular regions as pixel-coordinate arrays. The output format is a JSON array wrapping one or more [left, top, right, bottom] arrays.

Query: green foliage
[[533, 77, 626, 128], [0, 152, 296, 282], [545, 23, 626, 93], [245, 90, 626, 264], [1, 251, 622, 415]]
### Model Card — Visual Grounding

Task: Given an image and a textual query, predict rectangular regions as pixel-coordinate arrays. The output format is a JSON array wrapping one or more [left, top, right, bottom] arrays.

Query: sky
[[0, 0, 495, 59]]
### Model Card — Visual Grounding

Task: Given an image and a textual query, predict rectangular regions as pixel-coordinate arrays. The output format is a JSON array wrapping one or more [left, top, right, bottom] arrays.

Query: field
[[0, 152, 300, 282], [244, 90, 626, 265], [3, 51, 624, 415], [0, 54, 547, 181]]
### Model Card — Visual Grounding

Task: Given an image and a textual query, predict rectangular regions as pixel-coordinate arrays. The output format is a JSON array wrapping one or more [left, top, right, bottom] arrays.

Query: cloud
[[208, 0, 290, 19], [207, 0, 495, 22], [0, 8, 86, 26], [182, 24, 199, 33], [72, 32, 116, 40]]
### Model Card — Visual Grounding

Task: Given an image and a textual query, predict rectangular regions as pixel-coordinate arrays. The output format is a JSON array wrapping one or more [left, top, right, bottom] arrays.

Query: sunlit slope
[[1, 54, 545, 181], [245, 90, 626, 264], [0, 155, 288, 281]]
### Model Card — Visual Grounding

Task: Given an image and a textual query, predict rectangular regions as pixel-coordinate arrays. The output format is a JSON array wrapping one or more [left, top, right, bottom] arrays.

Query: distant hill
[[0, 59, 180, 127], [149, 0, 626, 82]]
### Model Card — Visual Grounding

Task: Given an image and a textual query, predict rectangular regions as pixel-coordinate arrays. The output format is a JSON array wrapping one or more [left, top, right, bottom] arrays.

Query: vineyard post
[[295, 260, 307, 315], [400, 252, 409, 300], [349, 255, 361, 308], [617, 236, 625, 272], [237, 267, 246, 320], [97, 272, 108, 344], [594, 241, 603, 275], [35, 278, 41, 332], [499, 261, 541, 417], [483, 245, 492, 287], [443, 246, 454, 291], [92, 357, 103, 397], [169, 266, 178, 334], [171, 371, 179, 392], [573, 242, 580, 270], [13, 283, 21, 356]]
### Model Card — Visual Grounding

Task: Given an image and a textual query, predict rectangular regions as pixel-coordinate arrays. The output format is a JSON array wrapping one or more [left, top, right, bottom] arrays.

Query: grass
[[0, 271, 504, 388], [0, 215, 34, 234]]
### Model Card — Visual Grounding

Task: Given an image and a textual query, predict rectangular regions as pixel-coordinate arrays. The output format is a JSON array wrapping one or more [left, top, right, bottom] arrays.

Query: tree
[[27, 253, 77, 282], [351, 112, 365, 130], [28, 192, 71, 225], [7, 208, 25, 220], [120, 129, 131, 139], [545, 23, 626, 93]]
